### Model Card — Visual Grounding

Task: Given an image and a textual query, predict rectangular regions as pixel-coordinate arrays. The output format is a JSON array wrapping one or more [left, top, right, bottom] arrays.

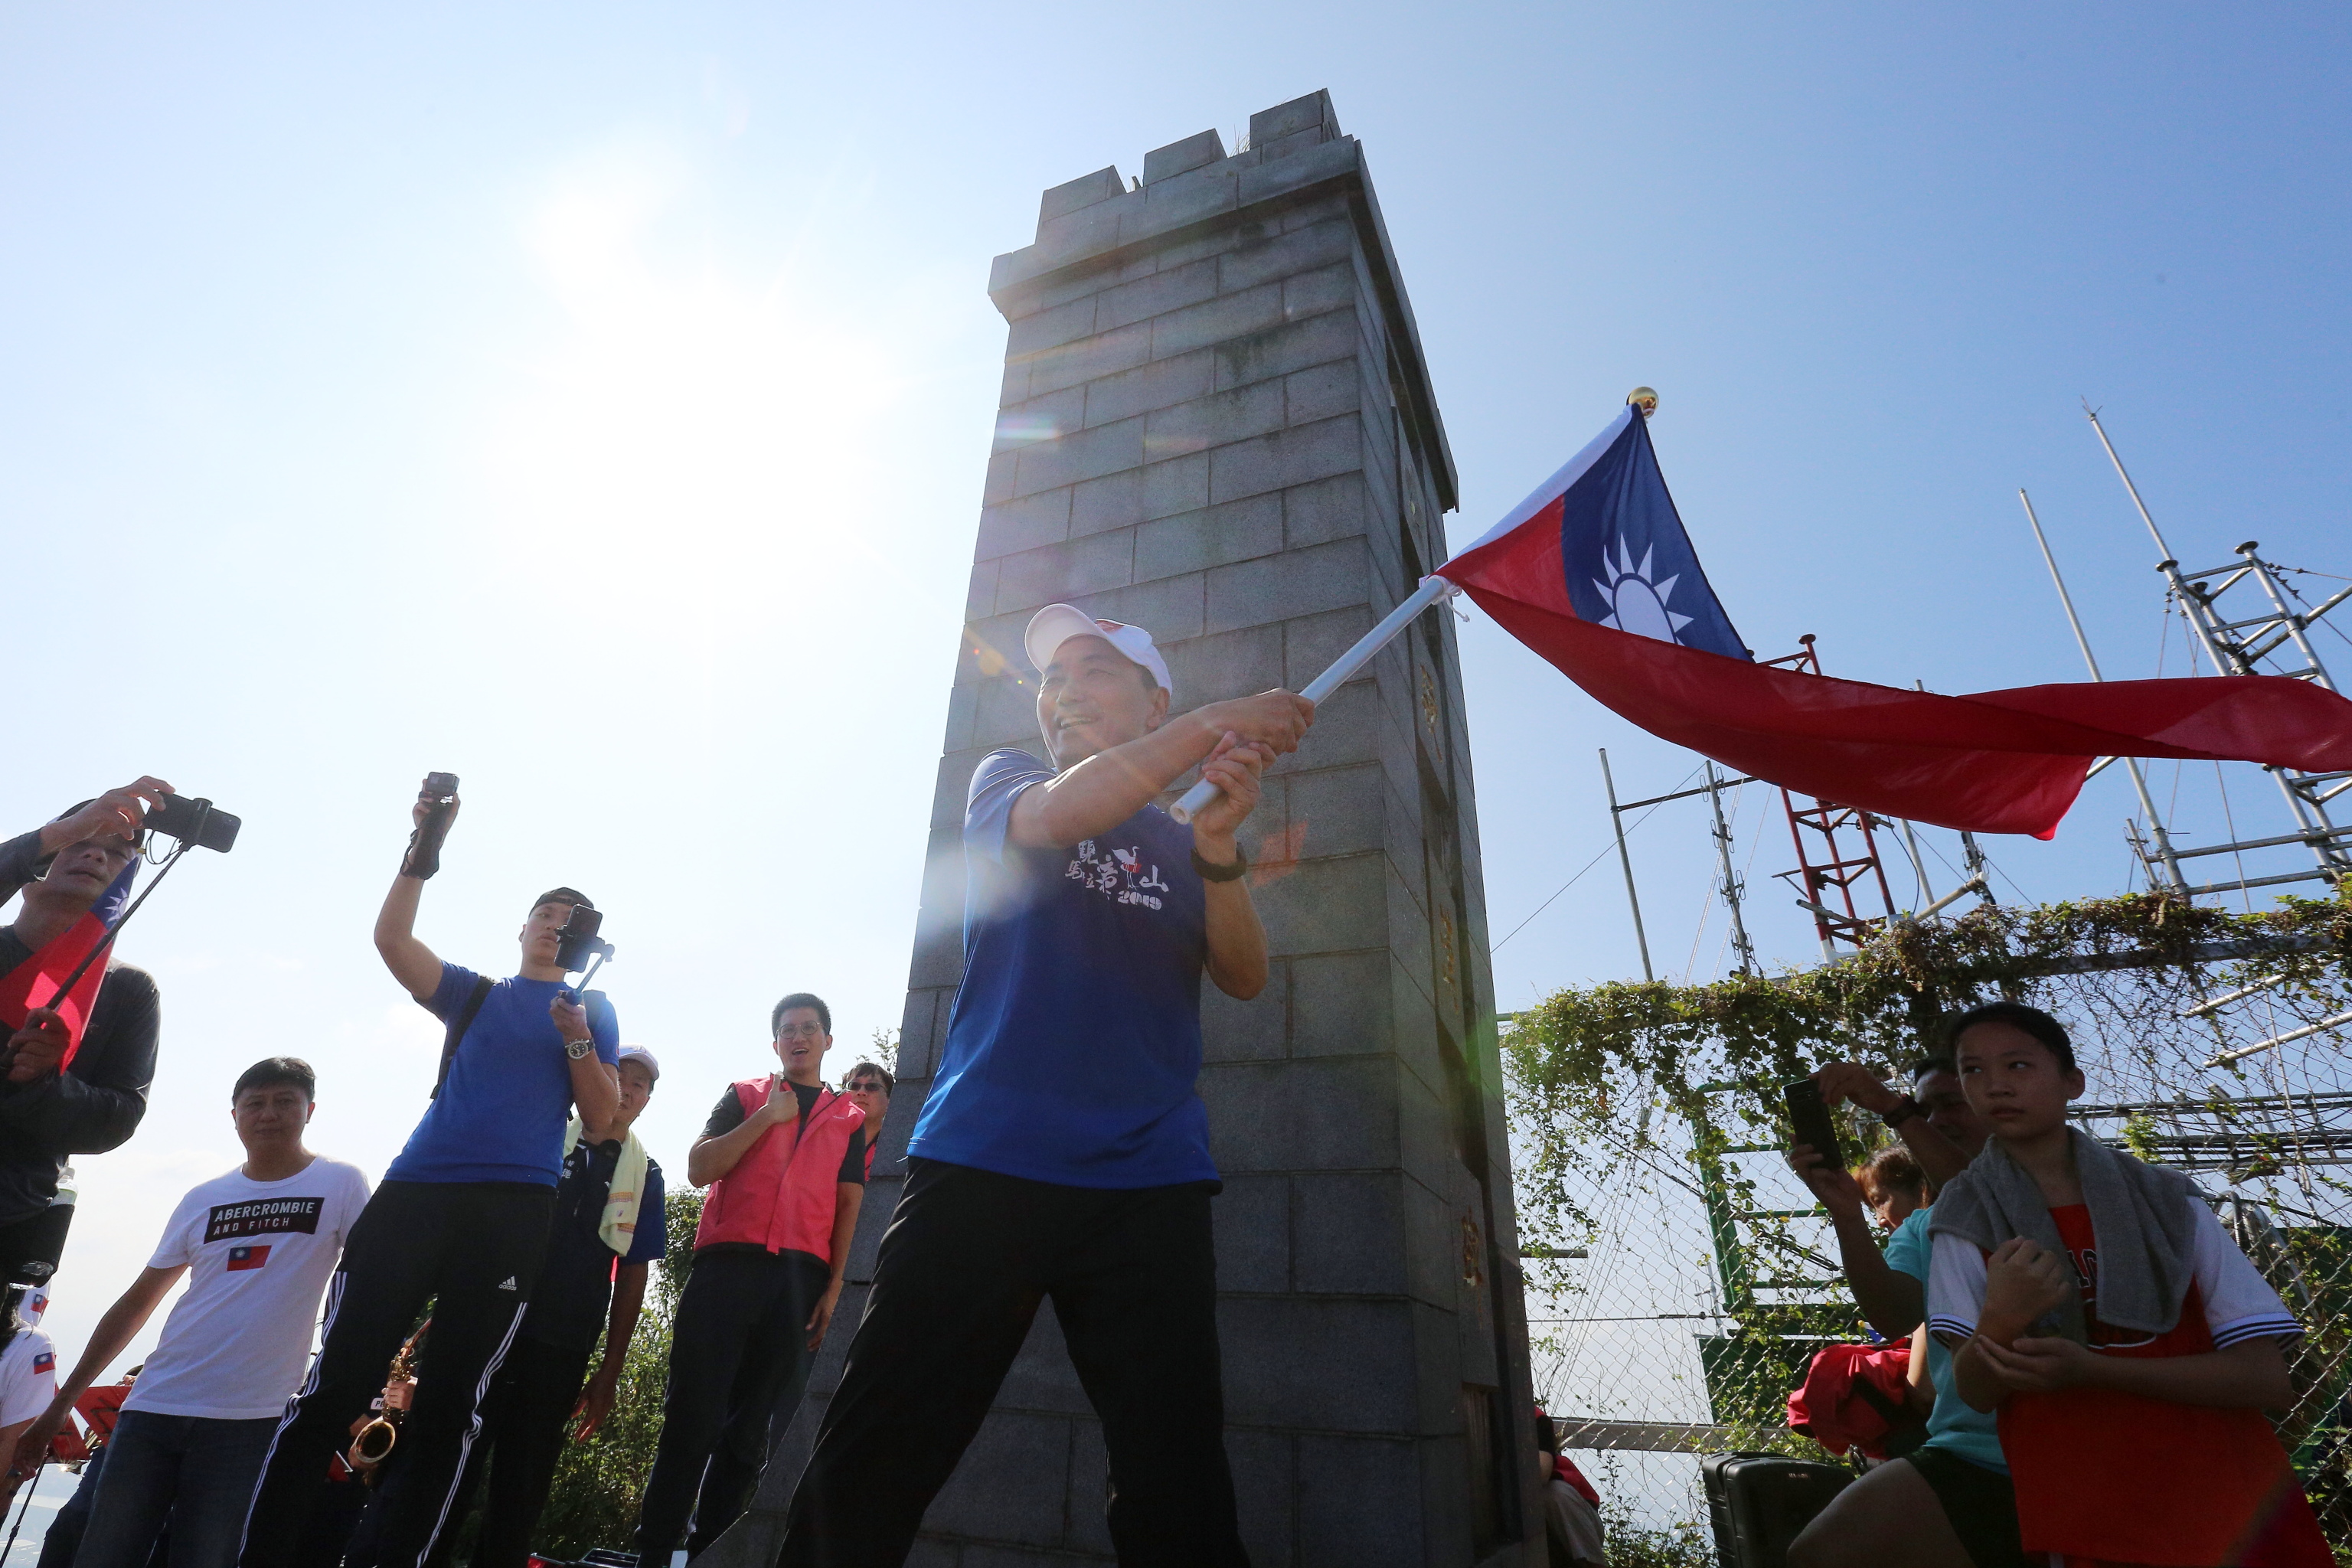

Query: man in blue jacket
[[779, 605, 1312, 1567]]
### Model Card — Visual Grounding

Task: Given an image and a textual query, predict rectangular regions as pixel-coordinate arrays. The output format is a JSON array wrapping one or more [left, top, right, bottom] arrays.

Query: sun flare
[[479, 151, 900, 615]]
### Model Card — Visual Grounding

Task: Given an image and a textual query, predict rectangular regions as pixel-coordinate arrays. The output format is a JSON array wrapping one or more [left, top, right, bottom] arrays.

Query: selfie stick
[[1168, 573, 1460, 826]]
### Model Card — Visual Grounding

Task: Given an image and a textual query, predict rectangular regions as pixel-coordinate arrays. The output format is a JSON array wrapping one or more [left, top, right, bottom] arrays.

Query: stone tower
[[714, 90, 1540, 1568]]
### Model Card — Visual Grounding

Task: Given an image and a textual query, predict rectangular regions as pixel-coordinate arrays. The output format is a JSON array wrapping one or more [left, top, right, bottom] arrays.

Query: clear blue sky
[[4, 3, 2345, 1382]]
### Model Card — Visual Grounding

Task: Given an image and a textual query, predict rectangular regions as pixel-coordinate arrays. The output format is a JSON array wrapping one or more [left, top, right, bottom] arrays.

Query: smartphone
[[145, 795, 241, 854], [1783, 1078, 1844, 1169], [422, 772, 459, 801], [554, 906, 611, 973]]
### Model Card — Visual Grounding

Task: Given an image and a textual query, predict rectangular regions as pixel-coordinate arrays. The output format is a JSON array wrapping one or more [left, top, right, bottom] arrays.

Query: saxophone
[[347, 1326, 425, 1476]]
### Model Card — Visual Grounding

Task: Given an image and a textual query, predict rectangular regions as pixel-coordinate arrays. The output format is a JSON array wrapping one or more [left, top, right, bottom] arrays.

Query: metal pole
[[1704, 761, 1756, 975], [2017, 489, 2190, 894], [2086, 409, 2250, 676], [2239, 546, 2342, 696], [1599, 748, 1655, 982], [1959, 831, 1990, 890], [1171, 573, 1459, 825], [1896, 816, 1938, 905], [2085, 402, 2177, 561]]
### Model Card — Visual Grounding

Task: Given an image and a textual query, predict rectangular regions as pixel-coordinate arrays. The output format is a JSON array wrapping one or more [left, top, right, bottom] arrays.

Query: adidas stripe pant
[[237, 1179, 555, 1568]]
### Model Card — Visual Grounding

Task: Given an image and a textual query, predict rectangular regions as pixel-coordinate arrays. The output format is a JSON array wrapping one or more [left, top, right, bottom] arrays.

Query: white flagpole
[[1169, 573, 1460, 825]]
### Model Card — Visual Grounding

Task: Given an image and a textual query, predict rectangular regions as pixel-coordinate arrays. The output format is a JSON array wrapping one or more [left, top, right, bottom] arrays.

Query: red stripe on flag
[[1444, 584, 2352, 839]]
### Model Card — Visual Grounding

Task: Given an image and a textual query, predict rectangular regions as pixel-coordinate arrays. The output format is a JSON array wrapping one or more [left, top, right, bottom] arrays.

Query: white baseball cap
[[1023, 603, 1173, 697], [616, 1044, 660, 1083]]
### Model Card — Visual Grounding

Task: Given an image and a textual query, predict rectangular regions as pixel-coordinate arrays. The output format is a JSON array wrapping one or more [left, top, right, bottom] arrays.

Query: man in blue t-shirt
[[239, 783, 622, 1568], [779, 604, 1312, 1568]]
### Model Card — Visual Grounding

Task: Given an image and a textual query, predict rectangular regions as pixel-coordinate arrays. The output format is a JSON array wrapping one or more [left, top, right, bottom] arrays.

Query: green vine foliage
[[1505, 890, 2352, 1463], [1510, 891, 2352, 1198]]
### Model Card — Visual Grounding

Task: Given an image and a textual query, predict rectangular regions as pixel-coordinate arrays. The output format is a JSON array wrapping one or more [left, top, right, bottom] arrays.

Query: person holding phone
[[631, 995, 865, 1568], [237, 783, 620, 1568], [0, 782, 174, 1293], [1786, 1057, 2018, 1568]]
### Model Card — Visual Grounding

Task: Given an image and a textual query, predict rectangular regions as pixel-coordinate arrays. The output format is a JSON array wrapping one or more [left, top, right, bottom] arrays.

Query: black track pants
[[776, 1159, 1246, 1568], [237, 1180, 554, 1568], [633, 1248, 828, 1566], [381, 1336, 596, 1568]]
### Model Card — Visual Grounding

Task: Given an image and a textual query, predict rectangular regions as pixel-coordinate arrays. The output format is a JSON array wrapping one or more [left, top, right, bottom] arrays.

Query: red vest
[[693, 1079, 866, 1263]]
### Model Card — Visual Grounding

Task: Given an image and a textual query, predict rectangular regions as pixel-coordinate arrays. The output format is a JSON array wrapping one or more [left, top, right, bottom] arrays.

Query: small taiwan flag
[[33, 1350, 54, 1374], [227, 1245, 270, 1272]]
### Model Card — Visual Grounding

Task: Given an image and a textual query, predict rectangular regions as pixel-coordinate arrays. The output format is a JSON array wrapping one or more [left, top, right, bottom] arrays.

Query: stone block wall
[[710, 91, 1540, 1568]]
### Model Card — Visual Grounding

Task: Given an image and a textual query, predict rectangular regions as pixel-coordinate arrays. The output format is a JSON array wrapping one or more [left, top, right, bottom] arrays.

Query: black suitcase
[[1700, 1450, 1853, 1568]]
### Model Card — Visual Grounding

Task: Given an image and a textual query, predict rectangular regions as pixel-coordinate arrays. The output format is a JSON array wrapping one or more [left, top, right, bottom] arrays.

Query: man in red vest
[[632, 992, 867, 1568], [0, 779, 172, 1294]]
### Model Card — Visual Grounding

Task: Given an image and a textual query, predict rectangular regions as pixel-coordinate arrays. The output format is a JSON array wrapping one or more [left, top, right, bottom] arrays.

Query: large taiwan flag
[[1436, 405, 2352, 838]]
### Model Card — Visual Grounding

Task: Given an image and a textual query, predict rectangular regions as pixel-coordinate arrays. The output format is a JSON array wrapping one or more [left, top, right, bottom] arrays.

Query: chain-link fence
[[1504, 896, 2352, 1560]]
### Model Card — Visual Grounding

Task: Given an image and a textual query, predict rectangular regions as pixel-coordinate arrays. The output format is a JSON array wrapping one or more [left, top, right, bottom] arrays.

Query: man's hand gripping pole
[[1170, 575, 1460, 825]]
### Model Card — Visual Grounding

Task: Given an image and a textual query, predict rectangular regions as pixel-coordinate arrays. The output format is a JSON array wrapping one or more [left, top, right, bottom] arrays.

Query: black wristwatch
[[1191, 843, 1249, 883], [1881, 1096, 1926, 1130]]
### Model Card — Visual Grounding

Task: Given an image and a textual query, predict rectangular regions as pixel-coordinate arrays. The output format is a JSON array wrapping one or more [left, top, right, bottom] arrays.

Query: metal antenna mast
[[2084, 406, 2352, 897], [1704, 761, 1758, 975], [2017, 488, 2190, 894], [1598, 749, 1655, 982]]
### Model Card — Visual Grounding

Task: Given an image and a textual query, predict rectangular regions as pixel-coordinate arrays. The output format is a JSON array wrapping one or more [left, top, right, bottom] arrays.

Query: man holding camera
[[368, 1045, 666, 1568], [0, 781, 173, 1294], [238, 786, 621, 1568], [778, 605, 1312, 1567]]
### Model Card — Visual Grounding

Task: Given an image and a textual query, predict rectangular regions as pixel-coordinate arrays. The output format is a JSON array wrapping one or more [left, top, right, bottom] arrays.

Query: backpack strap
[[430, 976, 496, 1101]]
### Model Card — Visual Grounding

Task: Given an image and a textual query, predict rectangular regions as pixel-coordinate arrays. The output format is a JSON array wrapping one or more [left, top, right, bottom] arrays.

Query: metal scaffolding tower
[[2086, 407, 2352, 900]]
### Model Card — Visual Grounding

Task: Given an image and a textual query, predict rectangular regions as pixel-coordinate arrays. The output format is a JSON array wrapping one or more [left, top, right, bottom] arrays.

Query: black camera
[[145, 795, 240, 854], [423, 773, 459, 802], [555, 906, 614, 975]]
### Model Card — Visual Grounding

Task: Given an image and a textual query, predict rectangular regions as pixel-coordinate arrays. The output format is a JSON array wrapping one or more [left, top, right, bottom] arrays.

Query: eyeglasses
[[845, 1080, 887, 1094]]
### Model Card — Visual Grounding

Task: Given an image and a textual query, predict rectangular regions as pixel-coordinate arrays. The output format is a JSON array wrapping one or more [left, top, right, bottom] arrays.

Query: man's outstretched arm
[[1008, 692, 1312, 851], [375, 794, 450, 1001], [9, 1265, 184, 1480]]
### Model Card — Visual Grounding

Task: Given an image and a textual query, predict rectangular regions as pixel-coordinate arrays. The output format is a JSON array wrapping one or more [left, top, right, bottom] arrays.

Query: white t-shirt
[[0, 1326, 58, 1430], [124, 1156, 372, 1421], [1926, 1197, 2300, 1351]]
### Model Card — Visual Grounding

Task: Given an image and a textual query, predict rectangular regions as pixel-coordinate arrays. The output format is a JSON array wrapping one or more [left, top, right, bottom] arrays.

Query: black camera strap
[[37, 842, 190, 1011], [430, 976, 496, 1101]]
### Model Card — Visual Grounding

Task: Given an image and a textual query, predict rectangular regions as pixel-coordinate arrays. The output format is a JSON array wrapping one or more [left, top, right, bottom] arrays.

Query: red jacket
[[693, 1080, 866, 1264], [1787, 1341, 1917, 1459]]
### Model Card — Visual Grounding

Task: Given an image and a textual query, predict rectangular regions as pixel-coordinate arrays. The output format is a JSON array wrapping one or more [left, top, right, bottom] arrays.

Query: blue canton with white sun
[[1558, 413, 1750, 661]]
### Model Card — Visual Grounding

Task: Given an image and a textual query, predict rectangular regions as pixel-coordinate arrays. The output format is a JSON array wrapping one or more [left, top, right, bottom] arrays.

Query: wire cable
[[1495, 763, 1704, 952]]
